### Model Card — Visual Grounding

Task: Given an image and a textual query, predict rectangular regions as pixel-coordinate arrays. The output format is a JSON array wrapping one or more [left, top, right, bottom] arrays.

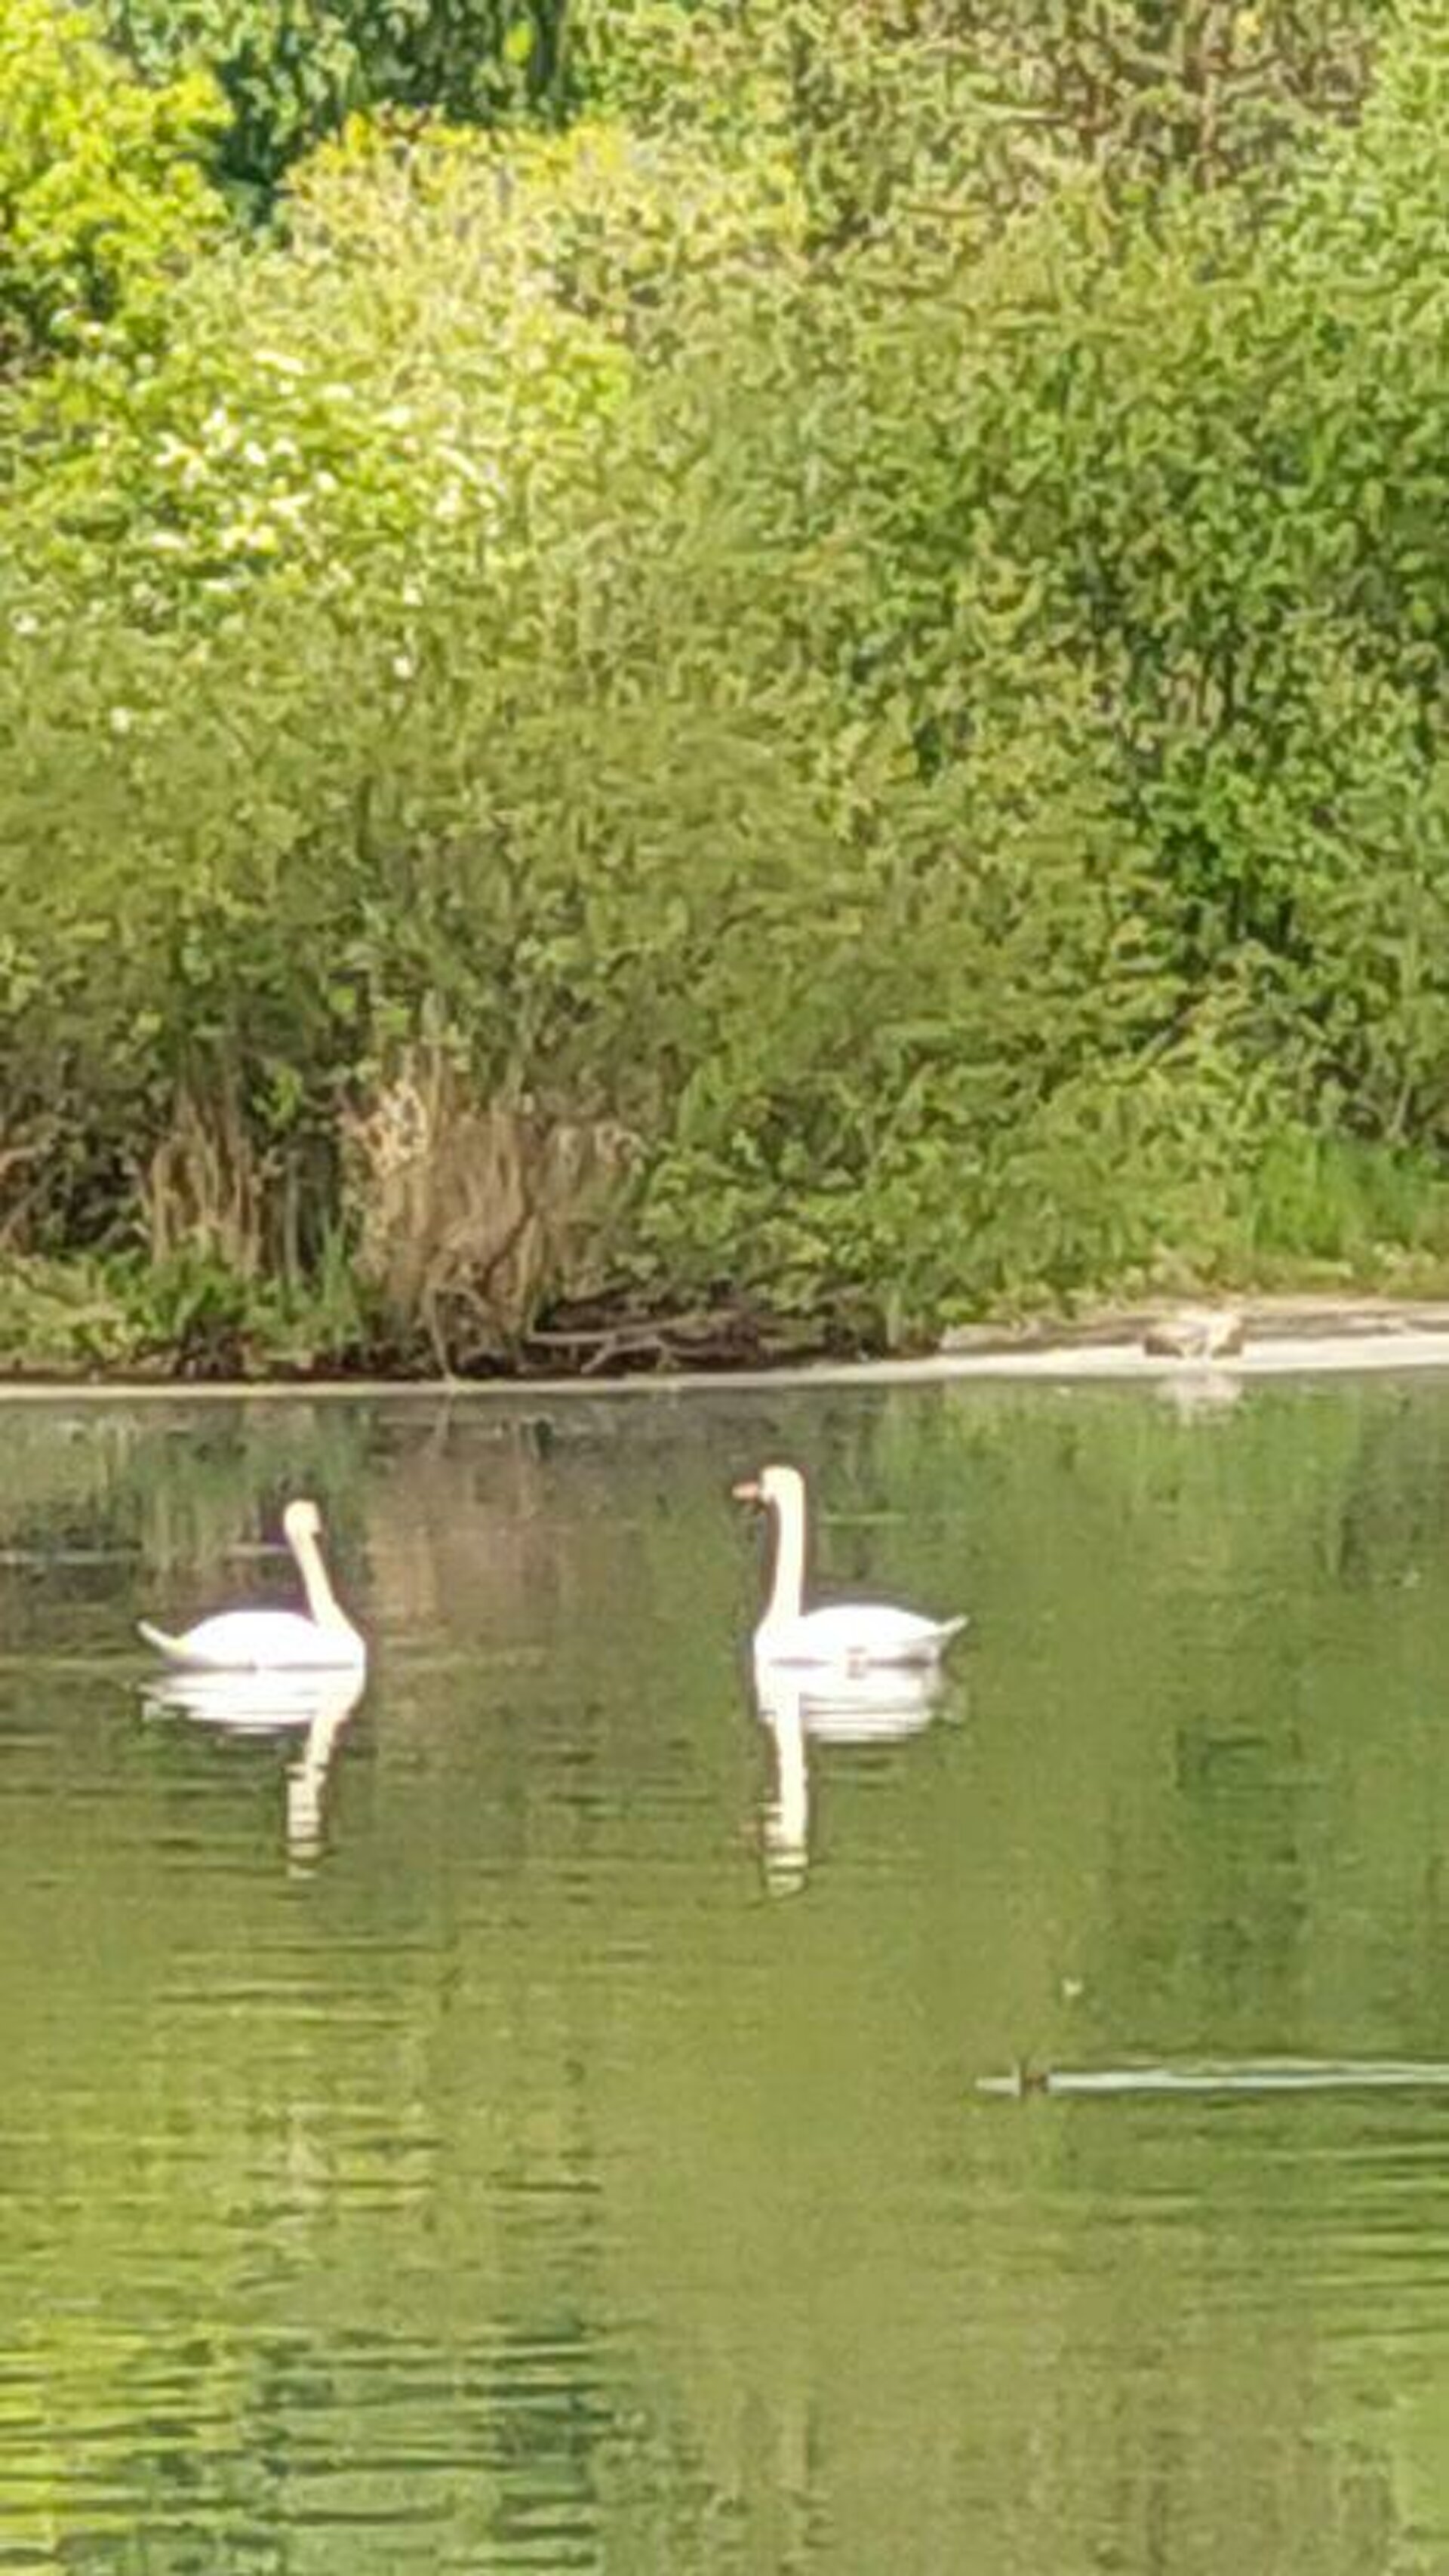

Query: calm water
[[5, 1376, 1449, 2572]]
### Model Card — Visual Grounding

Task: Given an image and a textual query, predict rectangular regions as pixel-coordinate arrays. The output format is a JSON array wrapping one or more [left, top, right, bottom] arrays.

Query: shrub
[[0, 0, 223, 378], [11, 2, 1449, 1370]]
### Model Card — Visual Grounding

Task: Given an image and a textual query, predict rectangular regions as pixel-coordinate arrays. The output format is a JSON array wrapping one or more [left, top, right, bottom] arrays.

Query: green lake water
[[5, 1376, 1449, 2572]]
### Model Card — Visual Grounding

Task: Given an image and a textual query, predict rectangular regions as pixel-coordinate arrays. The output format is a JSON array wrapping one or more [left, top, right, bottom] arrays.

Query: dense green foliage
[[105, 0, 575, 202], [0, 0, 223, 374], [4, 0, 1449, 1372]]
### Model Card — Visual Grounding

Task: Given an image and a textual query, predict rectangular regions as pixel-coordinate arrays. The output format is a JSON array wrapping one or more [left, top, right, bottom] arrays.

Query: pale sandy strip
[[8, 1328, 1449, 1401]]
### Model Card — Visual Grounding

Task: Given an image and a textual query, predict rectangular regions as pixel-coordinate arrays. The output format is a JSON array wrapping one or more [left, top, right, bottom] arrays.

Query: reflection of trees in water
[[362, 1414, 580, 1641], [9, 1385, 1449, 2563], [1324, 1391, 1449, 1592], [986, 2282, 1398, 2576]]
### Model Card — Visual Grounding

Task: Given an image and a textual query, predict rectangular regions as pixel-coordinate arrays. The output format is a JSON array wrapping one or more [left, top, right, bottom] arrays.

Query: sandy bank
[[7, 1297, 1449, 1397]]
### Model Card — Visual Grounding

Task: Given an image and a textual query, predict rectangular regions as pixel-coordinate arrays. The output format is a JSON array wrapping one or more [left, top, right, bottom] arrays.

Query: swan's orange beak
[[731, 1477, 762, 1507]]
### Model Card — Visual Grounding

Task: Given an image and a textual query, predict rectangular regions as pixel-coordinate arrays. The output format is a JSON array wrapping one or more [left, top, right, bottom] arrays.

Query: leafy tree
[[105, 0, 576, 201], [0, 0, 223, 376], [10, 0, 1449, 1368], [584, 0, 1391, 252], [4, 110, 796, 627]]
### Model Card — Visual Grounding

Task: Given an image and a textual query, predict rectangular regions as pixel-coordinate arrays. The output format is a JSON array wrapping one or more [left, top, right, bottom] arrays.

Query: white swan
[[137, 1498, 366, 1673], [733, 1463, 966, 1673]]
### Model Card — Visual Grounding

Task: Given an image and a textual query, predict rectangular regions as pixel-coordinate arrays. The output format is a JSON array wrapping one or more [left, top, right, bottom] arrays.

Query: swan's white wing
[[138, 1609, 364, 1673], [756, 1602, 965, 1670]]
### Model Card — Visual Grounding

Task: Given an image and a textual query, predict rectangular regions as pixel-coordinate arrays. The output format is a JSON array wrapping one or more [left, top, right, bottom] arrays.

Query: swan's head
[[282, 1497, 324, 1547], [731, 1463, 804, 1516]]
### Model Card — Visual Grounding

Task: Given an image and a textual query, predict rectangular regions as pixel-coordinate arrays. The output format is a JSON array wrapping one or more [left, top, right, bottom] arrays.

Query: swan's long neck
[[763, 1482, 806, 1626], [291, 1526, 353, 1635]]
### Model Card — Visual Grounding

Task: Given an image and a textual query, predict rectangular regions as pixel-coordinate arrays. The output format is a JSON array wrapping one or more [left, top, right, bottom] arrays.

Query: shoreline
[[9, 1299, 1449, 1399]]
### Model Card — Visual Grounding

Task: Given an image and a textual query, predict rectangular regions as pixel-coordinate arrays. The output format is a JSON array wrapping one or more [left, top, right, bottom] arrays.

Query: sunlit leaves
[[105, 0, 572, 199], [0, 0, 223, 377], [8, 0, 1449, 1362]]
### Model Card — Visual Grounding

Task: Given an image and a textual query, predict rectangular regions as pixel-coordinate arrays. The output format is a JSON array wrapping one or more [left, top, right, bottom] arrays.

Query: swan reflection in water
[[140, 1667, 365, 1860], [755, 1664, 945, 1894]]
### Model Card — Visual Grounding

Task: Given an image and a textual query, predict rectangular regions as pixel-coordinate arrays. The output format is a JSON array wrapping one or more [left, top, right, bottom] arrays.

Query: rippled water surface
[[5, 1376, 1449, 2571]]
